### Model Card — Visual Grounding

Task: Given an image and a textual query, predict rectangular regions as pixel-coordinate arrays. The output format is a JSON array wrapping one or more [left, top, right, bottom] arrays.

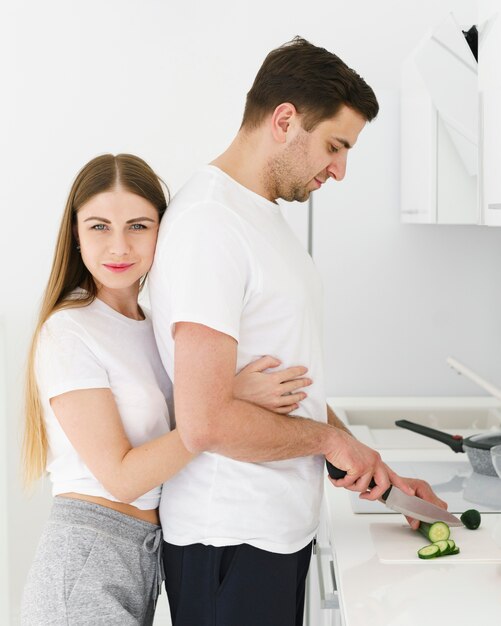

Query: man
[[149, 37, 444, 626]]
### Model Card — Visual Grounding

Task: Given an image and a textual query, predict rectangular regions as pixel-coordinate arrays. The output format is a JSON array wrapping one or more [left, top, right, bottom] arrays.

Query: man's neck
[[211, 132, 275, 202]]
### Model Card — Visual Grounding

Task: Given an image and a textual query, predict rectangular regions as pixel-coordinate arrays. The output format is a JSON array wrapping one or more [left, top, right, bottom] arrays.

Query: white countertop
[[323, 447, 501, 626]]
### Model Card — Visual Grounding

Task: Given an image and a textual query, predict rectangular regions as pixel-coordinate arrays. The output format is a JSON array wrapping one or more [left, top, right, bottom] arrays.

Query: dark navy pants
[[163, 540, 312, 626]]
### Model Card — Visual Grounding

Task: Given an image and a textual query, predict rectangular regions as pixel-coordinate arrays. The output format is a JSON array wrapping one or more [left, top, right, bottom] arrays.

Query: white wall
[[312, 91, 501, 396], [1, 0, 496, 622]]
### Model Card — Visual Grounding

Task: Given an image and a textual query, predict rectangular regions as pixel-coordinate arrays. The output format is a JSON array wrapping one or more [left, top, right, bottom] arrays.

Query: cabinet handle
[[315, 545, 339, 610]]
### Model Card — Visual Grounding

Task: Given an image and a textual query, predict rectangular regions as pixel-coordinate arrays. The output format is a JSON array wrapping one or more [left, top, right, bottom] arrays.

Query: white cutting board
[[370, 522, 501, 563]]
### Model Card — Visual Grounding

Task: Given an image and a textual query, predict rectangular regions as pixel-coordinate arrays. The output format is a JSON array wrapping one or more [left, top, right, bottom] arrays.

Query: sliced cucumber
[[418, 544, 440, 559], [433, 539, 451, 555], [447, 539, 456, 551], [417, 541, 461, 559], [418, 521, 450, 543]]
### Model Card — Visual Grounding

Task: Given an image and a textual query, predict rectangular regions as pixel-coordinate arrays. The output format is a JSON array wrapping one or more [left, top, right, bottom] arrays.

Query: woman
[[21, 154, 312, 625]]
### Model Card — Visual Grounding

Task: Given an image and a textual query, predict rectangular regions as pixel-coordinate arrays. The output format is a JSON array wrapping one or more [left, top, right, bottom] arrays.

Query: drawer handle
[[316, 546, 339, 610]]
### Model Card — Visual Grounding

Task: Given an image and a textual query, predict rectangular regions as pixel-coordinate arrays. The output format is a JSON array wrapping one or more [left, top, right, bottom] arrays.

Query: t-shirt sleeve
[[36, 316, 110, 399], [153, 203, 250, 342]]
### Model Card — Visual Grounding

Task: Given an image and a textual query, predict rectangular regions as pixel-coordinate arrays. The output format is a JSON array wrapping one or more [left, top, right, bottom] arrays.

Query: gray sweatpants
[[21, 497, 165, 625]]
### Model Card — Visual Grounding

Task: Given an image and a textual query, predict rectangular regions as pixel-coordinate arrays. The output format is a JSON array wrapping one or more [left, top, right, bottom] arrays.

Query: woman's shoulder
[[42, 296, 98, 336], [36, 298, 106, 371]]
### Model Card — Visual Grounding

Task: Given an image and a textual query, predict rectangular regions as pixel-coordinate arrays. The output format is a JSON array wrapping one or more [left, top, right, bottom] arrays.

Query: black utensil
[[395, 419, 501, 477]]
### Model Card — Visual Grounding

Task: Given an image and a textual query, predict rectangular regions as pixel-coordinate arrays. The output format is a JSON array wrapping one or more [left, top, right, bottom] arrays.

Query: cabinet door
[[401, 13, 478, 224], [400, 56, 437, 223], [306, 550, 342, 626], [0, 319, 8, 625], [481, 89, 501, 226], [436, 115, 477, 224], [479, 2, 501, 226], [305, 499, 342, 626]]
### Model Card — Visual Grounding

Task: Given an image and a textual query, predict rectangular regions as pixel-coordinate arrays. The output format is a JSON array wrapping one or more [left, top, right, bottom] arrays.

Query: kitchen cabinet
[[305, 500, 341, 626], [479, 1, 501, 226], [0, 319, 8, 625], [400, 13, 478, 224]]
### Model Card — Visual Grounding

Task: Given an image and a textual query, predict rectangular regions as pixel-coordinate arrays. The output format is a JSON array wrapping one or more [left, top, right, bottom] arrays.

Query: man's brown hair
[[241, 36, 379, 131]]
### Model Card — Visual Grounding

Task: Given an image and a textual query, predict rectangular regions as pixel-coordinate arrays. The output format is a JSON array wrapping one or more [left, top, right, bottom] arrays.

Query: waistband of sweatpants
[[50, 497, 165, 607], [49, 496, 160, 545]]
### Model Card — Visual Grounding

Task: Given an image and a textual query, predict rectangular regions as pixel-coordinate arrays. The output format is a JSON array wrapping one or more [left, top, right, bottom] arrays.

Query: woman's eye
[[329, 145, 340, 154], [91, 224, 108, 231], [130, 223, 146, 230]]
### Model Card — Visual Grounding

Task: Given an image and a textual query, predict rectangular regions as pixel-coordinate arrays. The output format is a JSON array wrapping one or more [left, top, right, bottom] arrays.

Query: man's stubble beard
[[263, 134, 311, 203]]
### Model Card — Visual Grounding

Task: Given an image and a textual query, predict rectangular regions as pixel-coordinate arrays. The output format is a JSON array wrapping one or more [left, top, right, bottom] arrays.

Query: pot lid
[[465, 432, 501, 450]]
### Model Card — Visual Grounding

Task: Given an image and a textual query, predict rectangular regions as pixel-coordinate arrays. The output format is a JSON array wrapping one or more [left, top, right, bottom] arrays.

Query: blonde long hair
[[22, 154, 168, 486]]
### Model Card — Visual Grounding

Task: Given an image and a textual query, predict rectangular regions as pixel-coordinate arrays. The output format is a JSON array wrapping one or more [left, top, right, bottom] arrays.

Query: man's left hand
[[394, 475, 448, 530]]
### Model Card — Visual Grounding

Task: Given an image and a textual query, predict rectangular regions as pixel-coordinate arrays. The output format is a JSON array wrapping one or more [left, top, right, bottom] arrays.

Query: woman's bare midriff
[[57, 493, 160, 525]]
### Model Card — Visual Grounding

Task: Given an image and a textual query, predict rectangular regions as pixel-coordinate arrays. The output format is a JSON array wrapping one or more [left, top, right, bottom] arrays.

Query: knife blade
[[384, 485, 462, 525], [325, 460, 462, 526]]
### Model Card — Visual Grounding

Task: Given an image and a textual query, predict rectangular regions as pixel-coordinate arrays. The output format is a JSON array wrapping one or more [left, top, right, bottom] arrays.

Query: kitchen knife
[[326, 460, 462, 526]]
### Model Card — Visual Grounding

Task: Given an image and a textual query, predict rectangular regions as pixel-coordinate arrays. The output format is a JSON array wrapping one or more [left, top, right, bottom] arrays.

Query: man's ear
[[270, 102, 298, 143]]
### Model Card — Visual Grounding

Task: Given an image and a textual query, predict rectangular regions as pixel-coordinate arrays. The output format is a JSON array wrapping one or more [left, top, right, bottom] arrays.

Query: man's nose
[[327, 152, 347, 182]]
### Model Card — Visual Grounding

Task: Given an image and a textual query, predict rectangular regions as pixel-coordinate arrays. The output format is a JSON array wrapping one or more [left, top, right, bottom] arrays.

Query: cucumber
[[417, 541, 461, 559], [460, 509, 481, 530], [418, 521, 450, 543], [433, 539, 451, 555], [416, 526, 461, 559], [418, 544, 440, 559]]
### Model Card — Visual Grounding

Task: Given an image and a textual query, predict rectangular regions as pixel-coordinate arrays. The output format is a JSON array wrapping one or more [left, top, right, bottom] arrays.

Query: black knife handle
[[325, 460, 392, 502]]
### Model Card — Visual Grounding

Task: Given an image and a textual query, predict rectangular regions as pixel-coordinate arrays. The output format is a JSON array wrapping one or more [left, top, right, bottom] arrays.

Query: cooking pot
[[395, 419, 501, 477]]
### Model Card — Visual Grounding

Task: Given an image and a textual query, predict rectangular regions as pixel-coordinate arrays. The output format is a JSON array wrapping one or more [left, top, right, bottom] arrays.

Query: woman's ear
[[270, 102, 298, 143]]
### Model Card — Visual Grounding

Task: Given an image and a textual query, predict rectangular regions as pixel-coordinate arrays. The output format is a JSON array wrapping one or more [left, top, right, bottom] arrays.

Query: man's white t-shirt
[[36, 296, 172, 510], [149, 165, 327, 553]]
